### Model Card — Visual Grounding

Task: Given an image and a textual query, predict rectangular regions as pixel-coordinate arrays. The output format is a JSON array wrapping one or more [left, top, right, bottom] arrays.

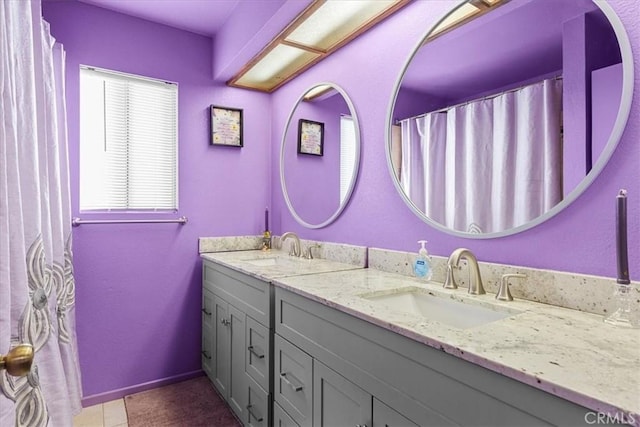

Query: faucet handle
[[496, 273, 527, 301], [303, 244, 320, 260]]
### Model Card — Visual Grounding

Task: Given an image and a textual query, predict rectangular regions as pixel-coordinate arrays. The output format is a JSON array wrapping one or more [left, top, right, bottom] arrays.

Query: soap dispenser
[[414, 240, 433, 281]]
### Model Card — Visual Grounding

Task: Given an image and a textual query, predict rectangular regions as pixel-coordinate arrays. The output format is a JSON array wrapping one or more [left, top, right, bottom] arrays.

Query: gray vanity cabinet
[[212, 294, 247, 420], [274, 402, 299, 427], [201, 288, 215, 380], [247, 373, 269, 427], [246, 316, 270, 391], [313, 360, 372, 427], [373, 399, 420, 427], [274, 334, 313, 427], [275, 287, 595, 427], [202, 259, 273, 426]]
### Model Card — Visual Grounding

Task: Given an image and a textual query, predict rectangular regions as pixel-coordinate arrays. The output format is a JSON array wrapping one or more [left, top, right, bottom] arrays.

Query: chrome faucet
[[303, 244, 321, 260], [445, 248, 485, 295], [280, 232, 301, 257]]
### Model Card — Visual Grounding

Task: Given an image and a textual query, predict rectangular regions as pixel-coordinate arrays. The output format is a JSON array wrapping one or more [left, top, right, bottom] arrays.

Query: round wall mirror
[[387, 0, 633, 238], [281, 83, 361, 228]]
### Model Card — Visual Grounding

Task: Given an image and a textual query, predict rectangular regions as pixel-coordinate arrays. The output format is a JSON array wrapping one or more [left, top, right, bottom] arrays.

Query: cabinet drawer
[[203, 260, 270, 326], [373, 398, 419, 427], [274, 334, 313, 427], [201, 288, 215, 380], [274, 401, 300, 427], [246, 374, 269, 427], [246, 316, 270, 391]]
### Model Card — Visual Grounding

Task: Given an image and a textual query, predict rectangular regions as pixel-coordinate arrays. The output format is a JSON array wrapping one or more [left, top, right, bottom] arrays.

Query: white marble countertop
[[201, 251, 640, 424], [200, 250, 363, 280]]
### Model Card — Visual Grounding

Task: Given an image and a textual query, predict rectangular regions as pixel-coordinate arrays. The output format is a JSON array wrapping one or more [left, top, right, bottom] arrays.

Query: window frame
[[78, 65, 179, 213]]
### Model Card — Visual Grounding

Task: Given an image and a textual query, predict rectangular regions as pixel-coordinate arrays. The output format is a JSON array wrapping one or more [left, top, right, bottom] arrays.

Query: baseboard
[[81, 369, 205, 407]]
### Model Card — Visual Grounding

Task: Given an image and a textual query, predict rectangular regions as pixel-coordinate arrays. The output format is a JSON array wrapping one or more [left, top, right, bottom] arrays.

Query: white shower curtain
[[400, 113, 447, 225], [490, 79, 563, 231], [400, 78, 563, 233], [445, 99, 495, 232], [1, 1, 82, 426]]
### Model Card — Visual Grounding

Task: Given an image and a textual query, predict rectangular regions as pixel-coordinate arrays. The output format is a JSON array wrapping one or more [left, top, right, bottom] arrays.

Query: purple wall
[[43, 1, 271, 404], [283, 93, 346, 224], [592, 63, 623, 162], [562, 10, 621, 195], [271, 0, 639, 281], [399, 0, 596, 101], [393, 87, 446, 123]]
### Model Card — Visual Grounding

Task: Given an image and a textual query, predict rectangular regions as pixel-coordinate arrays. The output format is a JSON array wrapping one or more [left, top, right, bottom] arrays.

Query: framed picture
[[297, 119, 324, 156], [211, 105, 243, 147]]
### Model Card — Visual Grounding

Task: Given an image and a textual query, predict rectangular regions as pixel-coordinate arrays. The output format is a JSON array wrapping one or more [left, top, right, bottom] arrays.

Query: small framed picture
[[211, 105, 243, 147], [297, 119, 324, 156]]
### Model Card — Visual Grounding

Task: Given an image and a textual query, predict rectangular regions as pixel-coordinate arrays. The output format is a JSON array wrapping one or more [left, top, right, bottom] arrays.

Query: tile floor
[[73, 398, 128, 427]]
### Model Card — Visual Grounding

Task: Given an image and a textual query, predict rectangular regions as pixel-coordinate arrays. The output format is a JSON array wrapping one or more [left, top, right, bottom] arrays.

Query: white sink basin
[[244, 256, 304, 267], [361, 288, 522, 329], [245, 257, 280, 266]]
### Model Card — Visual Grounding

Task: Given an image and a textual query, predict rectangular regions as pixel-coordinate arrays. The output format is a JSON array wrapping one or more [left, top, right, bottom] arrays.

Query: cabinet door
[[213, 295, 230, 396], [201, 289, 215, 380], [373, 398, 419, 427], [313, 361, 372, 427], [228, 304, 247, 420]]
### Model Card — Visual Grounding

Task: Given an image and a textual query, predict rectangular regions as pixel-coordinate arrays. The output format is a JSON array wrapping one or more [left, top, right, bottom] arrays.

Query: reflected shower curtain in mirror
[[1, 1, 82, 426], [400, 78, 563, 233], [400, 113, 447, 225]]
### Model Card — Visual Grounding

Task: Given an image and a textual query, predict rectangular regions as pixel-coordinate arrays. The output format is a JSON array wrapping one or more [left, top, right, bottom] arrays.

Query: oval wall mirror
[[387, 0, 633, 238], [281, 83, 361, 228]]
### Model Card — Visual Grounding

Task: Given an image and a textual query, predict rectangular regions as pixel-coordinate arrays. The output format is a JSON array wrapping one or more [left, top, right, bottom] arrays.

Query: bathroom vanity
[[201, 250, 639, 427], [200, 250, 364, 426]]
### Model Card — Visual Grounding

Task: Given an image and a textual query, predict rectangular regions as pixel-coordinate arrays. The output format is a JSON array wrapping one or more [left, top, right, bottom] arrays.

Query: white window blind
[[339, 115, 357, 203], [79, 66, 178, 210]]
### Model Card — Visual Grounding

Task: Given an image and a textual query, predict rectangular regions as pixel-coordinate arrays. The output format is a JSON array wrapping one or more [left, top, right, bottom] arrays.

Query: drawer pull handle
[[246, 404, 263, 422], [356, 425, 368, 427], [201, 308, 212, 316], [248, 345, 265, 359], [201, 350, 212, 360], [220, 318, 231, 326], [280, 372, 303, 392]]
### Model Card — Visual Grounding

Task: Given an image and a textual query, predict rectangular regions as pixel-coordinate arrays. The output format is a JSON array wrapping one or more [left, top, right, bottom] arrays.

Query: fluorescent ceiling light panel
[[234, 44, 321, 91], [303, 84, 334, 101], [424, 0, 506, 43], [286, 0, 398, 51], [228, 0, 409, 92], [430, 3, 481, 37]]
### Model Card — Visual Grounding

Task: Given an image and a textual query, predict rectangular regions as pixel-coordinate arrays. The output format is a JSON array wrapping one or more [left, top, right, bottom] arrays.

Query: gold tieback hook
[[0, 344, 34, 377]]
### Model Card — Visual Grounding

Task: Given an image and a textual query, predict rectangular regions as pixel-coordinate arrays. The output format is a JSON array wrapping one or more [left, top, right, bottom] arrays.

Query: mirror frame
[[385, 0, 634, 239], [280, 82, 361, 229]]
